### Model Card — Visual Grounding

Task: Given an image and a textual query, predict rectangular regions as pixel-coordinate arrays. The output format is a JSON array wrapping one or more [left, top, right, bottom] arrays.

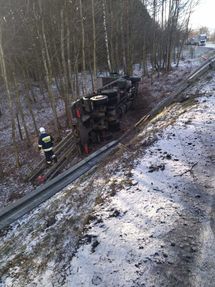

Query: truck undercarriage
[[71, 74, 141, 153]]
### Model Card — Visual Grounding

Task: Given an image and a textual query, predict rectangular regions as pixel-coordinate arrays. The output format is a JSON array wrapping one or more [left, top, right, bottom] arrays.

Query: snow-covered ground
[[0, 66, 214, 286], [206, 42, 215, 49], [63, 75, 215, 287]]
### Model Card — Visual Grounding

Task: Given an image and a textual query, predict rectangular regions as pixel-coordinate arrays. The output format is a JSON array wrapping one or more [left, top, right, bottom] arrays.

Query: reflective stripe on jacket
[[43, 147, 53, 152], [38, 133, 54, 151]]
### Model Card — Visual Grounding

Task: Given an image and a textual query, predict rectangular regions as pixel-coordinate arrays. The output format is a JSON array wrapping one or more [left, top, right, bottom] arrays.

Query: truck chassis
[[71, 74, 141, 153]]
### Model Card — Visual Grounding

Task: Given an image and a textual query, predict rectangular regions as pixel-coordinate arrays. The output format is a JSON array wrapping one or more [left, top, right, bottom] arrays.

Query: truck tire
[[101, 89, 118, 105], [107, 108, 117, 117], [91, 95, 108, 107], [82, 97, 93, 112], [93, 111, 106, 118]]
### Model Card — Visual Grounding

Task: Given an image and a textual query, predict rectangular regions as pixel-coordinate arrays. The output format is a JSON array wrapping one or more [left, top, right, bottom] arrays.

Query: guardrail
[[187, 56, 215, 83], [0, 140, 118, 230]]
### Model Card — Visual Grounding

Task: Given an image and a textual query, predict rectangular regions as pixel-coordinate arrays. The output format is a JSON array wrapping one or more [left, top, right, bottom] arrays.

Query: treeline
[[0, 0, 197, 167]]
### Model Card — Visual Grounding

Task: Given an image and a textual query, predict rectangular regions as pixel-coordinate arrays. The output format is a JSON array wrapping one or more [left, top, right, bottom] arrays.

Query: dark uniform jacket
[[38, 133, 54, 152]]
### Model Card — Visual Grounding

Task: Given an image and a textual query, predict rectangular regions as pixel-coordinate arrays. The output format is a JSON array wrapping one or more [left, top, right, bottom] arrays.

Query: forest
[[0, 0, 198, 170]]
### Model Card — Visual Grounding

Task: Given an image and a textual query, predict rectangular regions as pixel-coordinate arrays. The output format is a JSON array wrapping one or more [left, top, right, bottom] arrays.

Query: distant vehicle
[[186, 34, 207, 46], [198, 34, 207, 46], [186, 37, 199, 46]]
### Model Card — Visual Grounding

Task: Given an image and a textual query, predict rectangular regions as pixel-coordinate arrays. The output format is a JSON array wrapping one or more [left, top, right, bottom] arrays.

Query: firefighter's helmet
[[39, 127, 46, 134]]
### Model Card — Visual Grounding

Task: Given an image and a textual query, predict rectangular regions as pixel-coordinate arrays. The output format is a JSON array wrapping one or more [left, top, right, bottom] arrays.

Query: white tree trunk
[[102, 0, 112, 71]]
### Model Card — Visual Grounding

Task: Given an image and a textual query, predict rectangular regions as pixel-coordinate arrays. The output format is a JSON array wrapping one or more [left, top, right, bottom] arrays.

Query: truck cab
[[198, 34, 207, 46]]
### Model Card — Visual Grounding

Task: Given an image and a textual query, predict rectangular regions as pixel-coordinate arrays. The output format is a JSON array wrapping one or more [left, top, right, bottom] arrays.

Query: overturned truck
[[71, 74, 141, 153]]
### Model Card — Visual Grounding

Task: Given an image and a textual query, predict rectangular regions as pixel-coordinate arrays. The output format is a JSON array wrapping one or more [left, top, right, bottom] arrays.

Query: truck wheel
[[93, 111, 106, 118], [101, 89, 118, 105], [107, 107, 117, 116], [91, 95, 108, 107]]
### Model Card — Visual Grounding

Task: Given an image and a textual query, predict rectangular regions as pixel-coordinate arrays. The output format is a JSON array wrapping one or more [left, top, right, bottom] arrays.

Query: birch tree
[[0, 23, 20, 167]]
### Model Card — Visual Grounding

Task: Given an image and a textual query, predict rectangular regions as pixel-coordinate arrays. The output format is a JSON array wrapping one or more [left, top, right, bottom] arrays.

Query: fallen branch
[[175, 162, 198, 177]]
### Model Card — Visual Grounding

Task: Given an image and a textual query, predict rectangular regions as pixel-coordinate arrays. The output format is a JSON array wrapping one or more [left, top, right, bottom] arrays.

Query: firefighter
[[38, 127, 57, 165]]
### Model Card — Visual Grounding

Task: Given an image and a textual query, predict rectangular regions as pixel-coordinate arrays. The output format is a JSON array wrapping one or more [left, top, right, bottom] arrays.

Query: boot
[[52, 154, 57, 163]]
